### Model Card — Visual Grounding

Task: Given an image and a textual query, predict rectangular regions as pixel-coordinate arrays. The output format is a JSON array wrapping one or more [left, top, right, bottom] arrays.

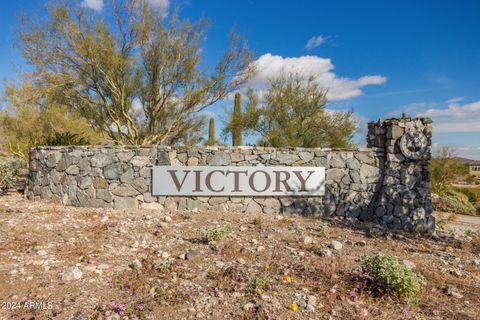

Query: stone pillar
[[367, 117, 434, 233]]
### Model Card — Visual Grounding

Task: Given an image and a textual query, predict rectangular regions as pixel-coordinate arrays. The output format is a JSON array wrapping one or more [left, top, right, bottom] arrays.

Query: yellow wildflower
[[285, 275, 292, 283], [264, 263, 270, 271], [290, 303, 298, 311]]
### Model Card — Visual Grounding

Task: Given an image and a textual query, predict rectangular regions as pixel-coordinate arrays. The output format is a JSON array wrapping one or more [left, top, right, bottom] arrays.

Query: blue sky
[[1, 0, 480, 158]]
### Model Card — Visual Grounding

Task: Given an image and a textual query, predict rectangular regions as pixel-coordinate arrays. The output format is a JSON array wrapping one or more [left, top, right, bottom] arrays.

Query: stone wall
[[27, 117, 434, 233], [367, 117, 433, 233]]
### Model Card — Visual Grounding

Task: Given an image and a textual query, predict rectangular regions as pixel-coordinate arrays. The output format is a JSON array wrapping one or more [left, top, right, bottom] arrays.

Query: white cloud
[[81, 0, 103, 11], [245, 53, 386, 101], [81, 0, 169, 15], [148, 0, 169, 8], [305, 35, 327, 50], [132, 98, 143, 112], [416, 100, 480, 133], [386, 102, 436, 118], [446, 96, 466, 104], [147, 0, 169, 17]]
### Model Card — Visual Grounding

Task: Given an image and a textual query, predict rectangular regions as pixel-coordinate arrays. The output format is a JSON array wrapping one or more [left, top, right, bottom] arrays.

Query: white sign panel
[[152, 166, 325, 196]]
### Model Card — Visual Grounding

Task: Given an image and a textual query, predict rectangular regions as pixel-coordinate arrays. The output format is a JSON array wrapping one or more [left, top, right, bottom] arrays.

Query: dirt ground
[[0, 192, 479, 320]]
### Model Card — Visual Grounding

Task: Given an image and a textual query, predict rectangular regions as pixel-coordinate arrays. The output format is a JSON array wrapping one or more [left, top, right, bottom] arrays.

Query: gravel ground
[[0, 193, 479, 320]]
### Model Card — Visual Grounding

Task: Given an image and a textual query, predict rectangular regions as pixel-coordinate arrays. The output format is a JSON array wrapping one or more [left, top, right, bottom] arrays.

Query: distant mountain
[[453, 157, 480, 165]]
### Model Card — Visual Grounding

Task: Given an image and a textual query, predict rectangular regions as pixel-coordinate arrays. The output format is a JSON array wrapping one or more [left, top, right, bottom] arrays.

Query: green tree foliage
[[207, 117, 216, 146], [0, 81, 101, 160], [15, 0, 255, 145], [232, 92, 243, 146], [430, 147, 468, 194], [231, 73, 357, 148]]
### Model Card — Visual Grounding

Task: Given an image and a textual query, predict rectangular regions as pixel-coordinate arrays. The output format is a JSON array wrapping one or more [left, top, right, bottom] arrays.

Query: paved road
[[435, 211, 480, 231], [456, 214, 480, 225]]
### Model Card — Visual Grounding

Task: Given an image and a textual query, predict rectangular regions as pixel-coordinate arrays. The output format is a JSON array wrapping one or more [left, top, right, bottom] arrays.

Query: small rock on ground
[[186, 249, 201, 260], [330, 240, 343, 250], [62, 266, 83, 281]]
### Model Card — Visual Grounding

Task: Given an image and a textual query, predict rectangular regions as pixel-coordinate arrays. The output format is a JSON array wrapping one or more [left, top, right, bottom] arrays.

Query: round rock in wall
[[399, 131, 428, 160]]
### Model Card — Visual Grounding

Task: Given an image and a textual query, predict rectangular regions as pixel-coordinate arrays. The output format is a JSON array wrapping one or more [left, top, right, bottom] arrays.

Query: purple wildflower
[[349, 290, 359, 301]]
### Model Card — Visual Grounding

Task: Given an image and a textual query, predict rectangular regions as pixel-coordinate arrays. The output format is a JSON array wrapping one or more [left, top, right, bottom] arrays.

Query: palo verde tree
[[15, 0, 255, 145], [0, 81, 101, 160], [233, 73, 358, 148]]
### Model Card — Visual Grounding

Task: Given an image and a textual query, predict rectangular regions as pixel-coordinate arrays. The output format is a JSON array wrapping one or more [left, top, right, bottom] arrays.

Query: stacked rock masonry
[[367, 117, 433, 233], [27, 117, 434, 233]]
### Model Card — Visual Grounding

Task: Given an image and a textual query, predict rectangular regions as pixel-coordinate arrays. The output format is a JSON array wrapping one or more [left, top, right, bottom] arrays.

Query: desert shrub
[[154, 261, 174, 274], [466, 175, 478, 185], [200, 226, 230, 243], [246, 274, 270, 295], [0, 156, 26, 171], [465, 229, 478, 237], [0, 160, 19, 194], [361, 252, 424, 301], [317, 220, 330, 236], [454, 187, 480, 204], [433, 189, 476, 216], [476, 203, 480, 216], [366, 226, 384, 238]]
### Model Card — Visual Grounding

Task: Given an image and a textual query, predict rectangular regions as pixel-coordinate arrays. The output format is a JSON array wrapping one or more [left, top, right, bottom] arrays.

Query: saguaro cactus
[[208, 117, 216, 146], [232, 92, 243, 146]]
